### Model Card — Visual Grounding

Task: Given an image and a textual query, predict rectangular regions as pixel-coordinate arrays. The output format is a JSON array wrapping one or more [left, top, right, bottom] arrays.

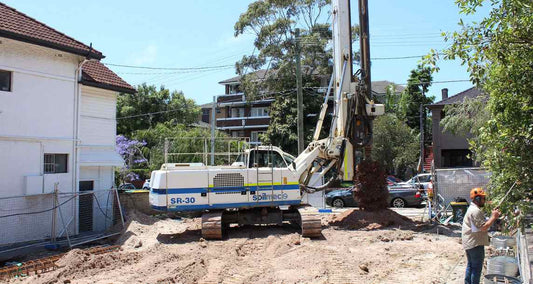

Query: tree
[[397, 65, 434, 131], [115, 135, 147, 184], [117, 84, 200, 136], [426, 0, 532, 227], [234, 0, 347, 155], [371, 114, 419, 180]]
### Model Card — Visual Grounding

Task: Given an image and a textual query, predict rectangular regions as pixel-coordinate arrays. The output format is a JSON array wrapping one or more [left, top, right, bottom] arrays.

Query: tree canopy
[[428, 0, 532, 227], [371, 114, 419, 180], [117, 84, 199, 136], [233, 0, 338, 155], [397, 65, 434, 131]]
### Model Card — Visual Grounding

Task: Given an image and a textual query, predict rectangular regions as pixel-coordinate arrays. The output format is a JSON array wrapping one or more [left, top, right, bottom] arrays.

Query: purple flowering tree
[[116, 135, 147, 184]]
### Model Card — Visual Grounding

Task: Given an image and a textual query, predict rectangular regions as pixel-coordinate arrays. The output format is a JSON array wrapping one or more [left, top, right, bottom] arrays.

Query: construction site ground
[[9, 207, 468, 284]]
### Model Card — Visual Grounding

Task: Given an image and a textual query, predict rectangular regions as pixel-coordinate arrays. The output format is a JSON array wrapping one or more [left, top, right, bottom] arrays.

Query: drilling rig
[[149, 0, 383, 239]]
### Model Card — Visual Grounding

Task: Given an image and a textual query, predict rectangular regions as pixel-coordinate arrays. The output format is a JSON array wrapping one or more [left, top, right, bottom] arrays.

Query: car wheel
[[332, 198, 345, 208], [391, 198, 406, 208]]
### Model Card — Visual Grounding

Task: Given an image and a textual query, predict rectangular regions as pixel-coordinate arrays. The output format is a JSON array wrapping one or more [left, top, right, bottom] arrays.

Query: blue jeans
[[465, 245, 485, 284]]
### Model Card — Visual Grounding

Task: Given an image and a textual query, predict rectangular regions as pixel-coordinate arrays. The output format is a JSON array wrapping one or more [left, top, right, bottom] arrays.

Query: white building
[[0, 3, 135, 245]]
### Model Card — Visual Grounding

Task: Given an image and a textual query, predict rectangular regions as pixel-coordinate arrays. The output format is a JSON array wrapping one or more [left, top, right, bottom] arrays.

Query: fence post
[[51, 183, 58, 243], [114, 188, 125, 228]]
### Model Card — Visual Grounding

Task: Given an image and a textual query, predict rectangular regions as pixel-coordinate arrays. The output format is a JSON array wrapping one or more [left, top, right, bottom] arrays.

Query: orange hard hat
[[470, 187, 487, 200]]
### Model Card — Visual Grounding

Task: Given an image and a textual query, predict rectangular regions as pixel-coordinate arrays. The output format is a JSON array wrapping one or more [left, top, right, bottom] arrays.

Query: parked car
[[142, 179, 151, 190], [118, 183, 136, 191], [325, 187, 423, 208], [387, 175, 403, 185], [398, 173, 432, 190]]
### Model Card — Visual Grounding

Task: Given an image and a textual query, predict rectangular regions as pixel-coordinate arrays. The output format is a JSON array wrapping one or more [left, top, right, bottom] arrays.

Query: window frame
[[44, 153, 68, 174], [0, 70, 12, 92]]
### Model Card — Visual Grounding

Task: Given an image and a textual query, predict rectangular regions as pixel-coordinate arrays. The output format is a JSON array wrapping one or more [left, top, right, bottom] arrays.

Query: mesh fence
[[433, 168, 491, 209], [164, 137, 250, 166], [0, 188, 124, 248]]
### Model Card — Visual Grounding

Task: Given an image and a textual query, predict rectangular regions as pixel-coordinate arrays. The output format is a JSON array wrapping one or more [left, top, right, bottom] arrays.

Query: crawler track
[[201, 211, 224, 240], [298, 207, 322, 238]]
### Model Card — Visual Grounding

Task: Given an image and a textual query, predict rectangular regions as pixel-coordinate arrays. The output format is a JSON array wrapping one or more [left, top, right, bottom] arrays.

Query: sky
[[4, 0, 490, 105]]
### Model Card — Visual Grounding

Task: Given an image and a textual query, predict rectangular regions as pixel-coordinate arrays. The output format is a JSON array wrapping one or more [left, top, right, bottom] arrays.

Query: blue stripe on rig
[[151, 184, 300, 195], [151, 199, 302, 212]]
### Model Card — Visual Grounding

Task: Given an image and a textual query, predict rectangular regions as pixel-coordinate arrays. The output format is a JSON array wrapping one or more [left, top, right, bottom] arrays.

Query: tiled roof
[[219, 69, 271, 85], [0, 2, 103, 59], [429, 87, 483, 108], [81, 61, 136, 94], [371, 80, 405, 94]]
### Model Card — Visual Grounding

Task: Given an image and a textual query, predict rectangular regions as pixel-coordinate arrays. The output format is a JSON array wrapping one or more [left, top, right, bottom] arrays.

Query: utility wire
[[103, 62, 234, 71]]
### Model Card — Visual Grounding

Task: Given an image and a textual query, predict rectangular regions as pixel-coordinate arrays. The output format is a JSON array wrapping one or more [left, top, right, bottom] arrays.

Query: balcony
[[216, 117, 270, 130]]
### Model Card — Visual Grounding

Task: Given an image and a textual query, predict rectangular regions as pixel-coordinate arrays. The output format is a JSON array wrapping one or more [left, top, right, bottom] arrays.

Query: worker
[[462, 187, 500, 284]]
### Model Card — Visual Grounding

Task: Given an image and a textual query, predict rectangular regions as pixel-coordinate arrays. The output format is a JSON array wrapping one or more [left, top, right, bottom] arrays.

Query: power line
[[103, 62, 234, 71]]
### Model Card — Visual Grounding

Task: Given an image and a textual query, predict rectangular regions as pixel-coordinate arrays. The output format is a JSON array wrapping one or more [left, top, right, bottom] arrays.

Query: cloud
[[133, 44, 157, 65]]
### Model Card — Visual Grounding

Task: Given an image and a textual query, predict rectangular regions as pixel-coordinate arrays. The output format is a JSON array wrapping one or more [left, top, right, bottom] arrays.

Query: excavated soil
[[12, 209, 467, 284], [328, 208, 418, 230]]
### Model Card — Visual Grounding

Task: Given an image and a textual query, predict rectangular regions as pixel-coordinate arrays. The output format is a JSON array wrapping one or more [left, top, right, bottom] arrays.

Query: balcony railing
[[216, 115, 270, 122]]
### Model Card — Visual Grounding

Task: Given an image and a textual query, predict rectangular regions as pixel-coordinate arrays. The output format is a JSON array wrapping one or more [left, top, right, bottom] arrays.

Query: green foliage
[[397, 65, 435, 130], [371, 114, 419, 180], [117, 84, 200, 136], [234, 0, 340, 154], [384, 83, 401, 113], [427, 0, 532, 228], [132, 122, 235, 171]]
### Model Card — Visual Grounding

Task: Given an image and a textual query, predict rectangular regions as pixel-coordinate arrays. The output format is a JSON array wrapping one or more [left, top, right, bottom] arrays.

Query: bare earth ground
[[13, 209, 467, 284]]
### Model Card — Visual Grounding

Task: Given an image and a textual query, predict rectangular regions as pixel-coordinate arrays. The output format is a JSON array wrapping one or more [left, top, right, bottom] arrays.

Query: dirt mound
[[328, 208, 416, 230]]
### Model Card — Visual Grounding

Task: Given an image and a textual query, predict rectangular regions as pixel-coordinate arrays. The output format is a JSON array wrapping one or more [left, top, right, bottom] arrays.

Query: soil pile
[[328, 208, 417, 230], [11, 209, 467, 284]]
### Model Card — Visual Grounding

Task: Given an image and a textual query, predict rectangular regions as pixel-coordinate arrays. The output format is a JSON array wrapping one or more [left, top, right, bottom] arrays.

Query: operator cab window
[[249, 150, 287, 168]]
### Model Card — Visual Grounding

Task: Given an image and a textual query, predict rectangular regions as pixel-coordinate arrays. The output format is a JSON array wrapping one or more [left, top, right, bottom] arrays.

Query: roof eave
[[0, 30, 104, 59], [80, 80, 136, 94]]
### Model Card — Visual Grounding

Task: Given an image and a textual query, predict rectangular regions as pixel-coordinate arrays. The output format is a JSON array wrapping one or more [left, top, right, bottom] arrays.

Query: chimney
[[441, 88, 449, 100]]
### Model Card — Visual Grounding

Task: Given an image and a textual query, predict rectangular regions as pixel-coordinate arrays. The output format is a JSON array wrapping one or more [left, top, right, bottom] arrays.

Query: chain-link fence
[[432, 168, 490, 217], [0, 188, 124, 250], [163, 137, 250, 166]]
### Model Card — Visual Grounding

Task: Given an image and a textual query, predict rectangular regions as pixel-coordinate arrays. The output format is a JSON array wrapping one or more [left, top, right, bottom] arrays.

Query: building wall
[[0, 38, 121, 244], [431, 106, 471, 168], [0, 37, 80, 197], [79, 86, 117, 146]]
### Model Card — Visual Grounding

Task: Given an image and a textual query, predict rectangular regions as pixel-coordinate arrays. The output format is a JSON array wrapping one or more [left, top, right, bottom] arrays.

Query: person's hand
[[492, 209, 501, 219]]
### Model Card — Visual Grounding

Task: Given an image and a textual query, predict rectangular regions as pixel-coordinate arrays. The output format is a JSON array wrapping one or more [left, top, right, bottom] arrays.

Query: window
[[251, 131, 265, 143], [442, 149, 473, 168], [232, 131, 244, 138], [44, 154, 68, 174], [251, 107, 269, 117], [228, 84, 241, 94], [0, 70, 12, 92], [249, 150, 287, 168], [231, 108, 244, 118]]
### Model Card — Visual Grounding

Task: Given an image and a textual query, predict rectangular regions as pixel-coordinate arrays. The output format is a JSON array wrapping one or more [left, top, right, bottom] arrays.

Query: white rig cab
[[149, 0, 384, 239]]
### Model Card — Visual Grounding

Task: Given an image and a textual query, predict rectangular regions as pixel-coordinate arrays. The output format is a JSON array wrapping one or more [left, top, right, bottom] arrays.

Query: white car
[[399, 173, 432, 190], [142, 179, 151, 190]]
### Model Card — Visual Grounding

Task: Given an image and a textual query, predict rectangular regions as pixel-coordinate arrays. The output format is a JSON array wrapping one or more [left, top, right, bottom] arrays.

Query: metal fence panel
[[0, 188, 124, 249], [434, 168, 491, 208]]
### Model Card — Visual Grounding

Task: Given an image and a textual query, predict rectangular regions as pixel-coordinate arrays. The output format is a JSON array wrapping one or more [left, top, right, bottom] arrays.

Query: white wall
[[79, 86, 117, 146], [0, 37, 120, 244], [0, 38, 81, 197]]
